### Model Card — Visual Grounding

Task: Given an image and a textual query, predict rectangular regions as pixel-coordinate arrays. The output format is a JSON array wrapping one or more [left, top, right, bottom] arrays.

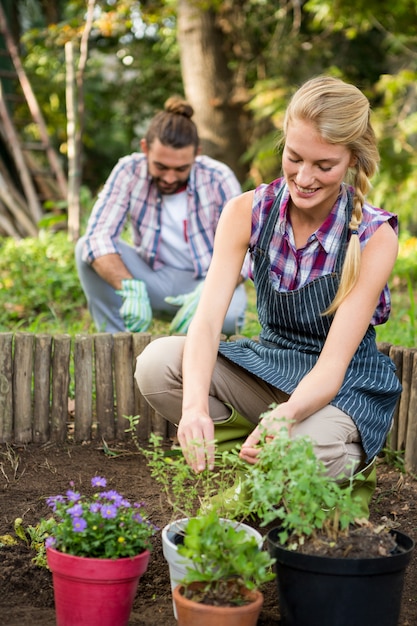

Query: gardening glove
[[165, 282, 204, 334], [116, 279, 152, 332]]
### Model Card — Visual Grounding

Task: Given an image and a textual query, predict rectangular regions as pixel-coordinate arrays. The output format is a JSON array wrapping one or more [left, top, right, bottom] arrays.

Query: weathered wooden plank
[[113, 333, 135, 440], [387, 345, 403, 450], [33, 334, 52, 443], [377, 342, 392, 356], [132, 332, 152, 440], [397, 348, 415, 451], [74, 334, 93, 442], [94, 333, 115, 441], [50, 334, 71, 442], [13, 332, 34, 443], [405, 350, 417, 473], [0, 333, 13, 442]]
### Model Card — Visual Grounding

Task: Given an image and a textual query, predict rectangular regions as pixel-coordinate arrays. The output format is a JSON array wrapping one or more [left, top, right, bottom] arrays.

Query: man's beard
[[154, 178, 188, 195]]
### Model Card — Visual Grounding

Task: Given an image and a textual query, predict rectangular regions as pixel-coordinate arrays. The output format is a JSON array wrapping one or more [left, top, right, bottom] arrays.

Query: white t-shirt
[[159, 191, 194, 270]]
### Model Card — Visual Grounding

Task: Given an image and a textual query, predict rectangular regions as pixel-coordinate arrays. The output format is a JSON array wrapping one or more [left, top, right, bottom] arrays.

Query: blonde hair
[[283, 76, 380, 313]]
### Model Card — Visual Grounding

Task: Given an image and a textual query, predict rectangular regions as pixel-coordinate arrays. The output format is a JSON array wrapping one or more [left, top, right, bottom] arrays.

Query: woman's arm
[[177, 191, 254, 471], [240, 221, 399, 463]]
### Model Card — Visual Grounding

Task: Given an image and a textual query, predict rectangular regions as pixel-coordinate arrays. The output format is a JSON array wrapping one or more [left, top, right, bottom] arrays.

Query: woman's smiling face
[[282, 119, 356, 219]]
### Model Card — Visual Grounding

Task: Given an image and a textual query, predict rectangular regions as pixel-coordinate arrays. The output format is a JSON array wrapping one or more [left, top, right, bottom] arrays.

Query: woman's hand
[[177, 412, 216, 472], [239, 403, 295, 464]]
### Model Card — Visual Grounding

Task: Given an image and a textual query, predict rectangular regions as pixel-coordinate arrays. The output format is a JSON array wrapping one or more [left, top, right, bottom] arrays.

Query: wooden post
[[50, 335, 71, 442], [132, 332, 152, 440], [113, 333, 136, 440], [387, 345, 403, 450], [13, 332, 34, 443], [148, 335, 169, 439], [397, 348, 415, 451], [0, 332, 13, 442], [94, 333, 115, 441], [405, 350, 417, 473], [33, 334, 52, 443], [74, 334, 93, 442]]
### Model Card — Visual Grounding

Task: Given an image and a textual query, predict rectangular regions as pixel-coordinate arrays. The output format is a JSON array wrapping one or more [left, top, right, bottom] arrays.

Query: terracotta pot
[[46, 547, 150, 626], [173, 582, 264, 626], [162, 517, 263, 618]]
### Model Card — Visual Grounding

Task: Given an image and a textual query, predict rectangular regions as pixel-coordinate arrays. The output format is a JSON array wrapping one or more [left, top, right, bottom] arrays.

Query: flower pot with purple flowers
[[44, 475, 158, 626]]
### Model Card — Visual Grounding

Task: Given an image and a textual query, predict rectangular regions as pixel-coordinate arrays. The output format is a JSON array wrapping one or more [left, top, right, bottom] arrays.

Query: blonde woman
[[135, 76, 401, 511]]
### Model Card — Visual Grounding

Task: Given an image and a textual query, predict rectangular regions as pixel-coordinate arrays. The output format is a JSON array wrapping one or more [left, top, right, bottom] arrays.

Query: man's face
[[141, 138, 196, 195]]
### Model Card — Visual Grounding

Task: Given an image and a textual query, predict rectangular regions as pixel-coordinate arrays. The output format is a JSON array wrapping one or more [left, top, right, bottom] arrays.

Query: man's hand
[[165, 282, 204, 334], [116, 279, 152, 332]]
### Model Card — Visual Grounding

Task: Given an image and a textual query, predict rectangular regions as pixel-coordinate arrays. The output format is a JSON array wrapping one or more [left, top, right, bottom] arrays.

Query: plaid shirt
[[82, 153, 242, 278], [249, 178, 398, 325]]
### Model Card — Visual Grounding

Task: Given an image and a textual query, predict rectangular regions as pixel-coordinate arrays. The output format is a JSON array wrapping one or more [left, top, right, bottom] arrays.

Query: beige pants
[[135, 336, 365, 478]]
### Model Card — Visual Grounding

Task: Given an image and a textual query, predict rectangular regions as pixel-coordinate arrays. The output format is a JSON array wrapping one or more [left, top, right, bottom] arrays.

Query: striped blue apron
[[219, 187, 402, 461]]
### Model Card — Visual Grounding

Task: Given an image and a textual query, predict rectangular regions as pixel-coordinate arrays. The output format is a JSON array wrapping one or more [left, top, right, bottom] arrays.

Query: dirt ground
[[0, 441, 417, 626]]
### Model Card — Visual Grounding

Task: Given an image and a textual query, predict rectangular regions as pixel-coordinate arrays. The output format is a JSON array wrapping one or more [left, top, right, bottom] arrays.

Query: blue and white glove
[[165, 282, 204, 334], [116, 279, 152, 332]]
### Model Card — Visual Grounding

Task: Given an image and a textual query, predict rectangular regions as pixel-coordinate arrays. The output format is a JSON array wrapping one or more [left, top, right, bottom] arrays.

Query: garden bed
[[0, 442, 416, 625]]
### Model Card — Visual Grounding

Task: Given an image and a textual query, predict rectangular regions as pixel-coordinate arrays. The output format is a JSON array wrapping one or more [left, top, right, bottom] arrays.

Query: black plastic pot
[[267, 527, 414, 626]]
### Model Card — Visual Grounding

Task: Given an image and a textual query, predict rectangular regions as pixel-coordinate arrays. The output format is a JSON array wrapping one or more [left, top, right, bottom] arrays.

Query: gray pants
[[135, 335, 365, 479], [75, 237, 247, 335]]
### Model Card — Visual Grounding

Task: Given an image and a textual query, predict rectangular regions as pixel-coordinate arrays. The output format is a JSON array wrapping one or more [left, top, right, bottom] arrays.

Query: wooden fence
[[0, 332, 416, 470]]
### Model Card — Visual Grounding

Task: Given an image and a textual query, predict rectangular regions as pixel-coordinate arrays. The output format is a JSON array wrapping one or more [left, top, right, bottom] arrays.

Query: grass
[[0, 230, 415, 347]]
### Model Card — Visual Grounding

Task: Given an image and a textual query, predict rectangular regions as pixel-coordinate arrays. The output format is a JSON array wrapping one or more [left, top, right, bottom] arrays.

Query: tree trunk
[[177, 0, 250, 183]]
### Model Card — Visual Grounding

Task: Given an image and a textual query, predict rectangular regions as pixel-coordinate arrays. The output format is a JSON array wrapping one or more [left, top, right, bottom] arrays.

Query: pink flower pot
[[46, 547, 150, 626]]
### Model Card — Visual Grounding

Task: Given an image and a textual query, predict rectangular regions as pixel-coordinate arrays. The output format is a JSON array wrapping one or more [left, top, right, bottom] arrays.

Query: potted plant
[[236, 415, 415, 626], [172, 509, 275, 626], [44, 475, 158, 626], [140, 432, 265, 618]]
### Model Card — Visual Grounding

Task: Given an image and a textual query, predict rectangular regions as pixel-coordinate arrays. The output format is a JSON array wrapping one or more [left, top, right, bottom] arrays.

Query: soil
[[1, 441, 416, 626]]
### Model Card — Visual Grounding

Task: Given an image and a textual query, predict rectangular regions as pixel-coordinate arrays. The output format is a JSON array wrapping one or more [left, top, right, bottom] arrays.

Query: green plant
[[13, 517, 58, 567], [380, 447, 406, 473], [44, 475, 157, 559], [237, 413, 366, 549], [178, 510, 275, 606], [135, 428, 247, 519]]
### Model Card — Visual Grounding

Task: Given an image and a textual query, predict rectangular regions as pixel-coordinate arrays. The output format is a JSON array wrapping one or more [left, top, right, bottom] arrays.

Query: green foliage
[[20, 0, 182, 193], [137, 430, 246, 519], [380, 447, 405, 474], [13, 517, 58, 568], [239, 413, 366, 549], [375, 233, 417, 347], [0, 232, 92, 334], [136, 423, 275, 604], [44, 475, 157, 559], [178, 510, 275, 604]]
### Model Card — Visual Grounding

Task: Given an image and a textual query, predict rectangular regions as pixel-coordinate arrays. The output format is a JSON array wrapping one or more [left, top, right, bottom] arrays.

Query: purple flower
[[43, 475, 156, 558], [67, 503, 83, 518], [101, 490, 122, 503], [100, 504, 117, 519], [91, 476, 107, 488], [46, 495, 64, 511], [72, 516, 87, 532], [66, 490, 81, 502]]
